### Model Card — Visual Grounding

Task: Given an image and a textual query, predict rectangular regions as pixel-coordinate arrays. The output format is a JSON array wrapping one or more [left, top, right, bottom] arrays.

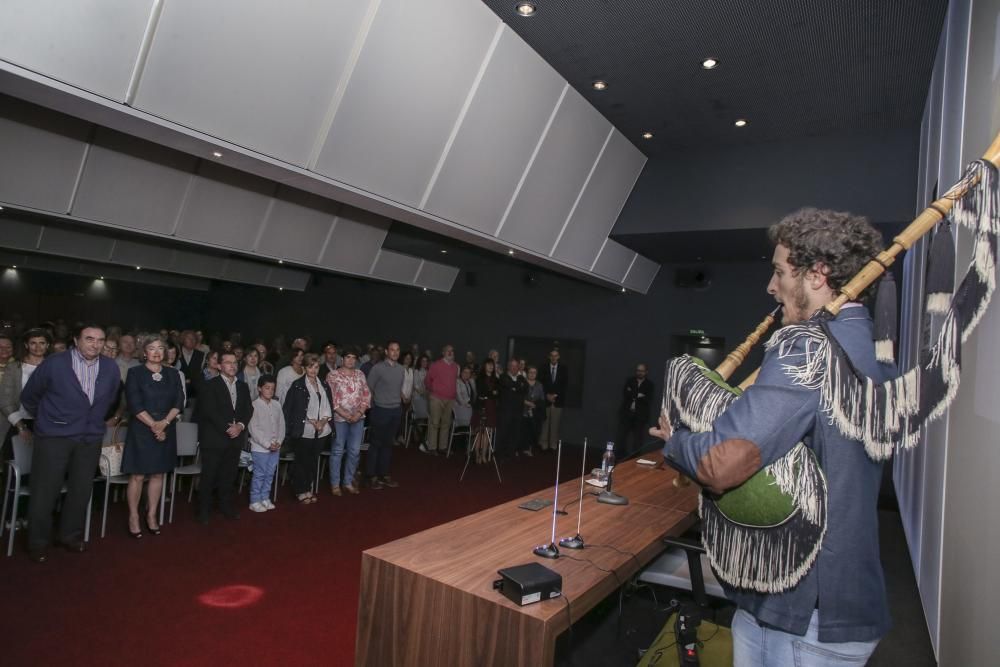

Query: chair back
[[103, 423, 126, 445], [11, 434, 31, 474], [452, 404, 472, 427], [176, 422, 199, 457]]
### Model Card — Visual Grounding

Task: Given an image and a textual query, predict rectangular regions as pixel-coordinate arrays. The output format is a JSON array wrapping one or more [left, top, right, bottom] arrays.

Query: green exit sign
[[689, 329, 705, 335]]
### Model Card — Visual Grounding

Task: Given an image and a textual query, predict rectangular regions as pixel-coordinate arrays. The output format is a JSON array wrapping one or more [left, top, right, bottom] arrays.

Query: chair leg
[[100, 479, 110, 538], [84, 490, 92, 543], [272, 465, 279, 503], [6, 479, 19, 557], [0, 472, 11, 538], [159, 476, 167, 527], [169, 473, 177, 524]]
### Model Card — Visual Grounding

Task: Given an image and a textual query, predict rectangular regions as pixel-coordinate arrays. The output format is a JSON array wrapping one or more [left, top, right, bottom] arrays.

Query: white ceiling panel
[[320, 206, 390, 275], [0, 217, 43, 250], [415, 260, 459, 292], [175, 162, 274, 251], [315, 0, 500, 207], [370, 250, 421, 284], [255, 187, 340, 263], [0, 0, 155, 101], [423, 28, 564, 234], [73, 127, 197, 235], [623, 254, 661, 294], [498, 87, 610, 252], [38, 225, 115, 261], [134, 0, 370, 165], [552, 130, 646, 269], [0, 96, 90, 212], [592, 239, 637, 282]]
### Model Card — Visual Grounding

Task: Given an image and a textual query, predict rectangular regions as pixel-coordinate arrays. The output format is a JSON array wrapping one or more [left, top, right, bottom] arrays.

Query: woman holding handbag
[[282, 353, 333, 504], [122, 334, 184, 537]]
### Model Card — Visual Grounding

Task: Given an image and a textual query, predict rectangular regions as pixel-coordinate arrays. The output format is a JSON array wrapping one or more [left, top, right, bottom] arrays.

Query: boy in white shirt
[[248, 375, 284, 512]]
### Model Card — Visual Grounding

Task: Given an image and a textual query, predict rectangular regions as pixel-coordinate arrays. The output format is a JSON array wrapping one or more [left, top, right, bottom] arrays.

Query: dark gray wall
[[203, 250, 773, 445], [615, 129, 920, 235]]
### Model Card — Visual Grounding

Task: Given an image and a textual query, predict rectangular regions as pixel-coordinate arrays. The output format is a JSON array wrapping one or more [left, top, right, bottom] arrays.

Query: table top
[[362, 459, 699, 628]]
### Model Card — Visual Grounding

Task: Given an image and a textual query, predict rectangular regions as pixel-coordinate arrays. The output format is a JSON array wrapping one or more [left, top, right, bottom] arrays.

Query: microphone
[[597, 441, 628, 506], [559, 437, 587, 550], [533, 439, 563, 559]]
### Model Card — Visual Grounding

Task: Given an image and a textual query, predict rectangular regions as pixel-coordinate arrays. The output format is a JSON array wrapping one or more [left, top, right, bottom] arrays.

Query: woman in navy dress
[[122, 334, 184, 537]]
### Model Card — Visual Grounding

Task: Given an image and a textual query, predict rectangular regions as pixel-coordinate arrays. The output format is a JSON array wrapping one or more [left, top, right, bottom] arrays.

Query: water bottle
[[600, 442, 616, 485]]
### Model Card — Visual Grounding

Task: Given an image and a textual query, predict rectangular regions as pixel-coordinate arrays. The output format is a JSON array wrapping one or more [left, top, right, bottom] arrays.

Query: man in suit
[[177, 330, 205, 404], [196, 350, 252, 523], [497, 359, 528, 458], [616, 363, 654, 459], [538, 348, 568, 451], [20, 323, 121, 562]]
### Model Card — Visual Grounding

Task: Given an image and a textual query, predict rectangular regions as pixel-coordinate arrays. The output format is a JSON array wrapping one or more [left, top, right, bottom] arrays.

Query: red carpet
[[2, 445, 591, 666]]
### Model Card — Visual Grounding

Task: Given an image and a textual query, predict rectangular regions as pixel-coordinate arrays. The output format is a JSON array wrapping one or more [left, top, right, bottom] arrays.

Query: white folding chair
[[1, 435, 92, 556], [168, 422, 201, 523]]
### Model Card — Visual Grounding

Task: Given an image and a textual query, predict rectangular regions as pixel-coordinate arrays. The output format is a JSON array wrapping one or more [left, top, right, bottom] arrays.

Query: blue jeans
[[331, 420, 364, 487], [733, 609, 879, 666], [249, 451, 279, 504]]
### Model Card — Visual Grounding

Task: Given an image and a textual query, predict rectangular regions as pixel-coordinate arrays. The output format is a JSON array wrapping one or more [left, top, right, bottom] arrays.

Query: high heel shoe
[[145, 517, 161, 536], [128, 519, 143, 539]]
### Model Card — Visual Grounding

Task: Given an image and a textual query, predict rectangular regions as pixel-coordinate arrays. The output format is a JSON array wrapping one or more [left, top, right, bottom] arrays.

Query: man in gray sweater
[[365, 340, 405, 489]]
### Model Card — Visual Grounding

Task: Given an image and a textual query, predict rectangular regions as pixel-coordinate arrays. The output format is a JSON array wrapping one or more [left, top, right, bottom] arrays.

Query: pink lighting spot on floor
[[198, 585, 264, 609]]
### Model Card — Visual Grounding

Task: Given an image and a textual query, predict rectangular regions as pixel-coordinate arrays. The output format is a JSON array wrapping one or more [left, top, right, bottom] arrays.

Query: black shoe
[[28, 549, 48, 563], [61, 540, 86, 553], [380, 476, 399, 488], [145, 517, 161, 536], [128, 527, 143, 539]]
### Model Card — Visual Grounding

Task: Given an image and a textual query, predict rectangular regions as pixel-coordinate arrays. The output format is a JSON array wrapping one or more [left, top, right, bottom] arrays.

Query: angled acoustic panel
[[498, 86, 611, 252], [422, 28, 565, 234], [169, 247, 226, 279], [623, 254, 661, 294], [0, 0, 154, 101], [592, 239, 637, 283], [38, 225, 115, 262], [370, 249, 421, 284], [315, 0, 500, 207], [320, 206, 390, 275], [415, 260, 460, 292], [0, 250, 211, 292], [73, 127, 198, 235], [111, 238, 175, 272], [0, 217, 44, 250], [221, 257, 269, 285], [134, 0, 371, 166], [552, 130, 646, 269], [174, 161, 275, 251], [266, 266, 310, 291], [0, 95, 90, 212], [255, 187, 340, 263]]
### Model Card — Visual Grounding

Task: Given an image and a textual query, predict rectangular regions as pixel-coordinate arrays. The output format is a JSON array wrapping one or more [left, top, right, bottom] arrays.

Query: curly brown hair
[[768, 208, 885, 301]]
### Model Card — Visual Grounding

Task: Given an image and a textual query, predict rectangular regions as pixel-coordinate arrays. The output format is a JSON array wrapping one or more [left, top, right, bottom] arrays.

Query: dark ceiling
[[482, 0, 949, 154]]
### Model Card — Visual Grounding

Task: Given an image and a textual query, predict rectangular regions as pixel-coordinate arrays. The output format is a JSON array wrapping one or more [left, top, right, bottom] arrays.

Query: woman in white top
[[397, 351, 415, 445], [275, 348, 305, 403], [2, 328, 50, 444], [281, 354, 333, 504], [247, 374, 284, 512]]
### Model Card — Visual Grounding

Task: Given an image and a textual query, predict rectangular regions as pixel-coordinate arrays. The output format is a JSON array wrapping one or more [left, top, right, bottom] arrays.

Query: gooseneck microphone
[[559, 437, 587, 549], [533, 439, 563, 559]]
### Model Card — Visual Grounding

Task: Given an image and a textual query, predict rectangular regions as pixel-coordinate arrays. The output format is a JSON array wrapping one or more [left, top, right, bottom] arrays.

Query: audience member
[[122, 334, 184, 537], [21, 324, 120, 562], [51, 339, 68, 353], [253, 342, 275, 376], [238, 347, 263, 401], [328, 349, 369, 495], [497, 359, 528, 458], [2, 328, 51, 447], [318, 341, 340, 382], [0, 333, 19, 456], [360, 346, 382, 377], [617, 363, 654, 459], [539, 348, 568, 451], [473, 358, 499, 432], [177, 330, 205, 402], [365, 341, 403, 489], [202, 349, 221, 382], [247, 375, 283, 512], [455, 365, 475, 428], [285, 353, 332, 503], [195, 351, 252, 523], [276, 347, 305, 402], [116, 333, 141, 380], [410, 354, 430, 445], [101, 337, 119, 360], [422, 344, 458, 455], [522, 365, 544, 457]]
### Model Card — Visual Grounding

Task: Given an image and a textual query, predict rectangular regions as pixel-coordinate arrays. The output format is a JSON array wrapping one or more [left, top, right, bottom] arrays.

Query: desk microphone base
[[597, 491, 629, 505], [532, 543, 560, 559], [559, 534, 585, 549]]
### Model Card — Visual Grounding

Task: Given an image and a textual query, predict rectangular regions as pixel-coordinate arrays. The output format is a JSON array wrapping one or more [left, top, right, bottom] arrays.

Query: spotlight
[[701, 58, 718, 70], [734, 119, 748, 127], [212, 151, 223, 158], [592, 80, 608, 91], [621, 287, 626, 293], [135, 266, 141, 270], [440, 250, 448, 254], [642, 131, 654, 140], [423, 287, 428, 292], [278, 287, 283, 291], [278, 259, 284, 264], [508, 249, 515, 255], [515, 2, 536, 16]]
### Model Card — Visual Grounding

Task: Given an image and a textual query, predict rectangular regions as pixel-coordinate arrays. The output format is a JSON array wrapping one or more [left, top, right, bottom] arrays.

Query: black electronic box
[[494, 563, 562, 606]]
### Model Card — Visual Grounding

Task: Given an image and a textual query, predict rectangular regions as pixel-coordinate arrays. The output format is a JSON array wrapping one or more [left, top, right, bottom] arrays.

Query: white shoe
[[249, 502, 267, 513], [262, 499, 276, 510]]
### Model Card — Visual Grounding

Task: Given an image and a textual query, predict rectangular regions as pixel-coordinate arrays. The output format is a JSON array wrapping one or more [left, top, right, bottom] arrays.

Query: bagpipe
[[662, 132, 1000, 594]]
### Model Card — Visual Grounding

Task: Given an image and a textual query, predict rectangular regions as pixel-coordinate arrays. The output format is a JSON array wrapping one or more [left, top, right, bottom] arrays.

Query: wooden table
[[355, 461, 699, 666]]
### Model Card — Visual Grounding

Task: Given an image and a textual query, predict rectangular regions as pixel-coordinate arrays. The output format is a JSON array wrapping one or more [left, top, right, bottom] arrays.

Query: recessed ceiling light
[[621, 287, 626, 293], [278, 259, 283, 264], [212, 151, 223, 158], [701, 58, 718, 70], [734, 119, 748, 127], [0, 206, 5, 212], [98, 276, 104, 280], [278, 287, 283, 291], [422, 287, 428, 292], [440, 249, 448, 254], [642, 131, 654, 140], [515, 2, 536, 16], [135, 266, 141, 270], [508, 249, 515, 255], [592, 80, 608, 91]]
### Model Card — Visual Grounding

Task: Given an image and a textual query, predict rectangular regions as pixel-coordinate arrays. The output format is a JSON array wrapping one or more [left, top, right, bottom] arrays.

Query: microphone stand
[[559, 437, 587, 549], [533, 439, 563, 559]]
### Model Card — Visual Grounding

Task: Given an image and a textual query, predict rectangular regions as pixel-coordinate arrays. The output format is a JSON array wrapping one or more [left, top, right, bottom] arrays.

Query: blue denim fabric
[[331, 420, 365, 486], [249, 450, 279, 504], [734, 609, 879, 666]]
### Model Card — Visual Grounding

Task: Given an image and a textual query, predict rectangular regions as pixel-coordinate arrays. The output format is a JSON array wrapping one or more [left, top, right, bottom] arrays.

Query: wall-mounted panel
[[221, 258, 268, 285], [415, 260, 459, 292], [423, 29, 564, 234], [256, 187, 340, 263], [623, 254, 660, 294], [38, 226, 115, 262], [552, 131, 646, 268], [320, 206, 390, 275], [499, 87, 611, 252], [111, 239, 174, 272], [134, 0, 370, 165], [592, 240, 636, 282], [175, 162, 274, 251], [73, 127, 197, 235], [0, 0, 154, 101], [170, 248, 226, 278], [0, 218, 43, 250], [371, 250, 421, 284], [266, 266, 310, 291], [0, 250, 211, 291], [0, 96, 90, 212], [315, 0, 499, 207]]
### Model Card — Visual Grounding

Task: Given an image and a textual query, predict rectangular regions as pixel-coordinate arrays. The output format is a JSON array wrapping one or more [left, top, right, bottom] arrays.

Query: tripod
[[460, 413, 502, 483]]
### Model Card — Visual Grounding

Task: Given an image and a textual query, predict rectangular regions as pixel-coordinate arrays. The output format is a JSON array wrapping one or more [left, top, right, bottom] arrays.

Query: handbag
[[99, 422, 126, 477]]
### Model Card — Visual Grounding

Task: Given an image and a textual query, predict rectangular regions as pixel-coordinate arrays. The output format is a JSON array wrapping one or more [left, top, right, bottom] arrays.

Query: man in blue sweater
[[20, 323, 121, 563], [653, 209, 892, 665]]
